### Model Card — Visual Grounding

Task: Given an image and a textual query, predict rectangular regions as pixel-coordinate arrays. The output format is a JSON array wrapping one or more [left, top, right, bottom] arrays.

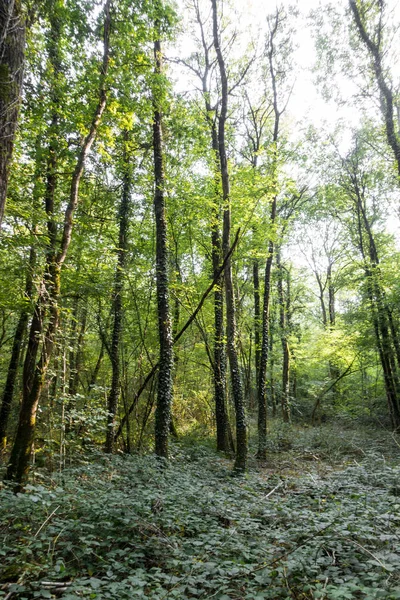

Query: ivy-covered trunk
[[257, 234, 275, 458], [277, 249, 290, 423], [210, 124, 229, 453], [105, 135, 131, 453], [212, 0, 247, 471], [0, 0, 25, 228], [153, 37, 173, 459]]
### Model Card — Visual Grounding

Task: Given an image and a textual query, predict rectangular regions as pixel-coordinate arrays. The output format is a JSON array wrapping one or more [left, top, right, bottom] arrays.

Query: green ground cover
[[1, 425, 400, 599]]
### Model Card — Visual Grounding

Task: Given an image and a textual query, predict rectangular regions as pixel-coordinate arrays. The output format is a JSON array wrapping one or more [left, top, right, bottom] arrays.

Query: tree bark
[[257, 11, 280, 459], [0, 0, 25, 228], [211, 0, 247, 471], [0, 245, 35, 449], [153, 36, 174, 459], [193, 0, 229, 452], [349, 0, 400, 178], [277, 250, 290, 423], [105, 133, 131, 453]]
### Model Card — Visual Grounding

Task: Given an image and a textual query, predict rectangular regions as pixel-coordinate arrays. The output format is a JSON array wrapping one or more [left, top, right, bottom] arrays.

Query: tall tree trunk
[[257, 236, 275, 456], [212, 0, 247, 471], [253, 258, 261, 390], [153, 35, 173, 459], [0, 245, 35, 449], [257, 12, 280, 459], [5, 0, 111, 485], [349, 0, 400, 178], [354, 184, 400, 429], [0, 0, 25, 228], [276, 249, 290, 423], [211, 128, 229, 453], [105, 133, 131, 453], [192, 0, 229, 452]]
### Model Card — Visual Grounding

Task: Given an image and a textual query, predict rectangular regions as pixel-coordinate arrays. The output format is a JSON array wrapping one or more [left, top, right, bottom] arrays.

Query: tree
[[153, 21, 174, 459], [0, 0, 26, 228], [211, 0, 247, 471], [5, 0, 112, 485], [349, 0, 400, 179]]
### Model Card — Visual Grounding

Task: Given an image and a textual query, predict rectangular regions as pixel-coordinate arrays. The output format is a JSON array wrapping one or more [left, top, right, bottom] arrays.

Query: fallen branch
[[311, 359, 356, 425]]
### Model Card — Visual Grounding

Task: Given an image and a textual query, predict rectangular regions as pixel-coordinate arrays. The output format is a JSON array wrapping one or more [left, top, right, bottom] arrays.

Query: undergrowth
[[0, 425, 400, 599]]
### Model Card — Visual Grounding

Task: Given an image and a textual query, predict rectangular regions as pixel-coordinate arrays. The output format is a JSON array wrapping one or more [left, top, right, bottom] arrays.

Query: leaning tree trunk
[[349, 0, 400, 179], [0, 0, 25, 228], [5, 0, 111, 485], [105, 134, 131, 453], [153, 36, 174, 459], [212, 0, 247, 471]]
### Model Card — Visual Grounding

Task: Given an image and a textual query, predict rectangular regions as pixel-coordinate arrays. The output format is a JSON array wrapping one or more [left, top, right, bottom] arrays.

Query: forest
[[0, 0, 400, 598]]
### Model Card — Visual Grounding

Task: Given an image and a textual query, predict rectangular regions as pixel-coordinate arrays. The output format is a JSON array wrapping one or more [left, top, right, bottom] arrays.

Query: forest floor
[[1, 423, 400, 600]]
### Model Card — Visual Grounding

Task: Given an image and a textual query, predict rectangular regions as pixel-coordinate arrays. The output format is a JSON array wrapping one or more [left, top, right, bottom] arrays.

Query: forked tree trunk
[[0, 0, 25, 228], [153, 36, 174, 459], [211, 0, 247, 471]]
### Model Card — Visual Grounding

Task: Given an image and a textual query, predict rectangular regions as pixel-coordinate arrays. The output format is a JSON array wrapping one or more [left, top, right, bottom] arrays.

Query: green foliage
[[1, 427, 400, 599]]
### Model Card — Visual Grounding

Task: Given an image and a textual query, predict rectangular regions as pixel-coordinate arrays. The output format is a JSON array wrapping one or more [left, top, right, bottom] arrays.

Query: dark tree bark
[[115, 231, 240, 442], [349, 0, 400, 179], [192, 0, 229, 452], [253, 259, 261, 388], [257, 11, 281, 460], [153, 36, 174, 459], [349, 164, 400, 430], [105, 133, 131, 453], [0, 245, 35, 449], [88, 341, 105, 392], [211, 0, 247, 471], [0, 0, 25, 228], [68, 304, 87, 398], [5, 0, 111, 485], [276, 250, 290, 423]]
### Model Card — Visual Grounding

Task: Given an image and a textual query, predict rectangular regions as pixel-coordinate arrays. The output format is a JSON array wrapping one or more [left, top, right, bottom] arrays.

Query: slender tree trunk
[[0, 245, 35, 449], [0, 0, 25, 228], [354, 189, 400, 429], [211, 129, 229, 453], [257, 237, 275, 456], [68, 304, 87, 398], [153, 36, 173, 459], [193, 0, 229, 452], [257, 12, 281, 459], [88, 341, 105, 391], [276, 249, 290, 422], [212, 0, 247, 470], [105, 134, 131, 453], [253, 258, 261, 389], [349, 0, 400, 178]]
